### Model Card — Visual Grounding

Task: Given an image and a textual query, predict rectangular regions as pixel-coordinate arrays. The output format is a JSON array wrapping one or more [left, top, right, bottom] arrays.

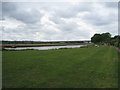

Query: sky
[[1, 2, 118, 41]]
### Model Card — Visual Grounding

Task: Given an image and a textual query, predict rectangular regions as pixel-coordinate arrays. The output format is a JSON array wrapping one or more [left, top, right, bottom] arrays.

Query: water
[[5, 45, 85, 50]]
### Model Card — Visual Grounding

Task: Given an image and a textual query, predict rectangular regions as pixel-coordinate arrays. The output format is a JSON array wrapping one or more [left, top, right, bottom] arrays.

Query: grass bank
[[2, 46, 118, 88]]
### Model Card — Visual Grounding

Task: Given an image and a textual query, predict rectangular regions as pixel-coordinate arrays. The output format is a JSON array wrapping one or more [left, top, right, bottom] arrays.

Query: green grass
[[2, 46, 118, 88]]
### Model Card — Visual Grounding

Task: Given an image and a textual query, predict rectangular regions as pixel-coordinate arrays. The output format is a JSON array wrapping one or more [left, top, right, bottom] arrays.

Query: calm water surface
[[5, 45, 85, 50]]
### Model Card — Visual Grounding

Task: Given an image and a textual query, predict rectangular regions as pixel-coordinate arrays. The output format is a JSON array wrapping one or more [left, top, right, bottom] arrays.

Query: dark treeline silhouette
[[91, 32, 120, 48], [1, 40, 84, 44]]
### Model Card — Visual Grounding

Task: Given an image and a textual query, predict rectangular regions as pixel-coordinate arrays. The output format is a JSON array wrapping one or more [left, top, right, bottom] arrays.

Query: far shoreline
[[1, 43, 89, 48]]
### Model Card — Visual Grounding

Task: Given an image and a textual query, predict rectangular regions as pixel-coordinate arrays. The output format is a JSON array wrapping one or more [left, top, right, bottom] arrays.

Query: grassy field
[[2, 46, 118, 88]]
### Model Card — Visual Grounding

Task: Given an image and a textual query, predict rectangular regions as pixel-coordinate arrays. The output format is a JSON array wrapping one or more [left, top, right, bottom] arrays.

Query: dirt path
[[117, 48, 120, 53]]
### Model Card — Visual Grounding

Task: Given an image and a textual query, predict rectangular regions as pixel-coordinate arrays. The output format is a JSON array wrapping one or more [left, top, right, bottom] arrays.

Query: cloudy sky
[[1, 2, 118, 41]]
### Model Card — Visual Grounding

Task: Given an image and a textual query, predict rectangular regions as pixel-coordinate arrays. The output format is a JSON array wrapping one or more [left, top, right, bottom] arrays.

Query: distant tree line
[[2, 41, 84, 44], [91, 32, 120, 48]]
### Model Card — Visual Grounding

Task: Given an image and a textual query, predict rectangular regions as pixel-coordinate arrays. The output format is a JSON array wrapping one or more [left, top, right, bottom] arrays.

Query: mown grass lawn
[[2, 46, 118, 88]]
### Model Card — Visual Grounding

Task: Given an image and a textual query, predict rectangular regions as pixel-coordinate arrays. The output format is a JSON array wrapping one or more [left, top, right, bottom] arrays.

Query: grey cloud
[[59, 22, 78, 33], [49, 2, 93, 18], [105, 2, 118, 8], [49, 3, 93, 24], [49, 16, 65, 25], [2, 2, 17, 14], [83, 15, 112, 26], [2, 2, 42, 24], [10, 9, 41, 24], [79, 6, 117, 26], [49, 16, 79, 33], [0, 2, 3, 20], [52, 7, 77, 18]]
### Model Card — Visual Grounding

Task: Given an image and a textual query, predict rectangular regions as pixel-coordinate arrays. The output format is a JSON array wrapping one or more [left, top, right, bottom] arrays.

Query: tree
[[110, 35, 120, 47], [101, 32, 111, 44], [91, 34, 102, 44], [91, 32, 111, 44]]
